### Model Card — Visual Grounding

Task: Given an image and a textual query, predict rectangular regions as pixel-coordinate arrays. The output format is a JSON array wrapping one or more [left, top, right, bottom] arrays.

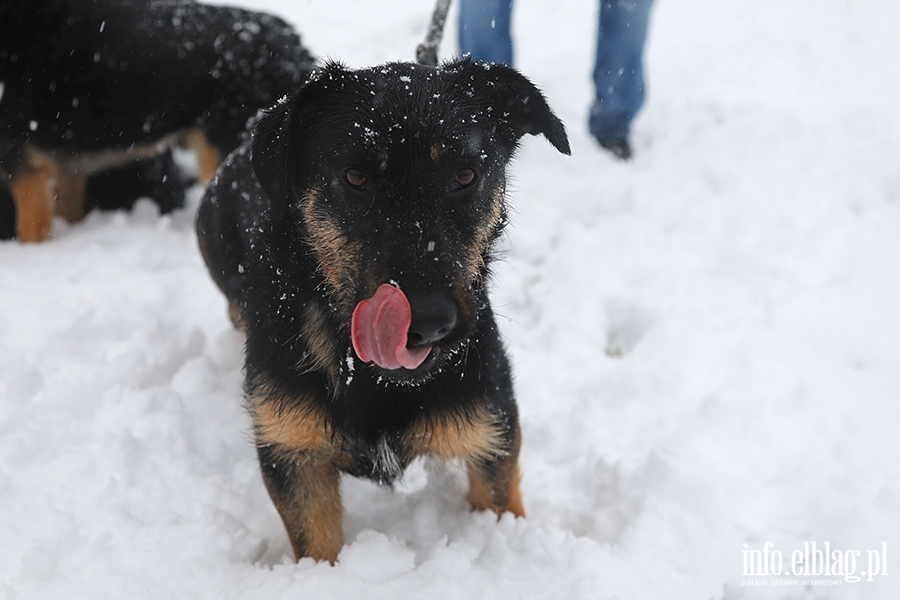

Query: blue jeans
[[589, 0, 654, 140], [458, 0, 654, 141], [458, 0, 515, 65]]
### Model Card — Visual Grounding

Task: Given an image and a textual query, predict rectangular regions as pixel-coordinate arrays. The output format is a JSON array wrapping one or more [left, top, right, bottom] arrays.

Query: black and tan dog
[[197, 58, 569, 563], [0, 0, 314, 241]]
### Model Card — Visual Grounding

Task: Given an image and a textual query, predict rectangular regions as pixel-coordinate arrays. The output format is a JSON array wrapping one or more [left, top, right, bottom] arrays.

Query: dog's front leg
[[413, 404, 526, 518], [250, 395, 344, 562], [466, 420, 525, 518], [256, 442, 343, 563], [186, 129, 224, 184], [10, 153, 58, 242], [54, 172, 87, 224]]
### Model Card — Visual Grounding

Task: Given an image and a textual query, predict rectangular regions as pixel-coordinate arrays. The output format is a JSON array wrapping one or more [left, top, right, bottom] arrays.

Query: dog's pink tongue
[[352, 284, 432, 370]]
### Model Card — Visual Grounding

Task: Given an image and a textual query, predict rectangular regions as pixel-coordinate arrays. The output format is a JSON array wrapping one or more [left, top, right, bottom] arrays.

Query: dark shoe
[[597, 137, 633, 160]]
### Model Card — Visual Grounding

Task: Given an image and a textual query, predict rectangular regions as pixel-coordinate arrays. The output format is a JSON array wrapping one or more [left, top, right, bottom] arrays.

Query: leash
[[415, 0, 452, 66]]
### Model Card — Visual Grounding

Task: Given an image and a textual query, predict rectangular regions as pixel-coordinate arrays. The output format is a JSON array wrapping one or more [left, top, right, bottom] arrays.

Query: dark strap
[[415, 0, 452, 67]]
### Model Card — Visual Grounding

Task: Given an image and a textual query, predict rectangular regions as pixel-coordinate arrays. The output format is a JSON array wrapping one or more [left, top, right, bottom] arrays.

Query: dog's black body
[[0, 0, 314, 241], [84, 151, 189, 215], [197, 58, 569, 562]]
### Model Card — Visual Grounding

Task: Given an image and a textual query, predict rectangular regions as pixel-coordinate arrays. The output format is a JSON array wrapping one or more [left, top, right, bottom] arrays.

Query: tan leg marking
[[250, 393, 344, 563], [468, 459, 525, 518], [406, 408, 525, 518], [10, 154, 58, 242], [281, 461, 343, 563], [54, 172, 87, 223], [187, 129, 223, 184]]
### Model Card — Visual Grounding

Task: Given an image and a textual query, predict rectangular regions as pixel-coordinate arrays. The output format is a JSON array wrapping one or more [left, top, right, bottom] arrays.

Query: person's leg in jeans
[[589, 0, 654, 159], [458, 0, 515, 65]]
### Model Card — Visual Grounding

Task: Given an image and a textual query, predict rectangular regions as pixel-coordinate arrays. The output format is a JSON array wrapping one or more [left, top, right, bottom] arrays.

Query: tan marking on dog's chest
[[250, 394, 332, 452], [404, 407, 508, 463]]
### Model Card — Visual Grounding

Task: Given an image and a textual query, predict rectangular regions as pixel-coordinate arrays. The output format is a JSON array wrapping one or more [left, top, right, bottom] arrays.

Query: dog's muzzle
[[351, 284, 434, 370]]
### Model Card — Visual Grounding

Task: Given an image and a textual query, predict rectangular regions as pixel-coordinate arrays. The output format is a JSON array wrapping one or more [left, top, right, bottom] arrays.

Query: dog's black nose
[[406, 293, 458, 347]]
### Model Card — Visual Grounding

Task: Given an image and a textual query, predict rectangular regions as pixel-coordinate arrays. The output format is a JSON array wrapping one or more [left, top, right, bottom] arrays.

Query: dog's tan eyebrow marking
[[374, 147, 389, 171], [430, 142, 445, 162]]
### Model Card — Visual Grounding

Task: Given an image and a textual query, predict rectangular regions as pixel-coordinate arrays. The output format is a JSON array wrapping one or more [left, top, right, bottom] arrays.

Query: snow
[[2, 0, 899, 598]]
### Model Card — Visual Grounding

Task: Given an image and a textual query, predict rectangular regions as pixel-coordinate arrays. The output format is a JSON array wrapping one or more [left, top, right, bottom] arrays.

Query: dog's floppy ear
[[250, 65, 344, 210], [451, 58, 571, 155], [251, 63, 363, 217], [250, 92, 297, 208]]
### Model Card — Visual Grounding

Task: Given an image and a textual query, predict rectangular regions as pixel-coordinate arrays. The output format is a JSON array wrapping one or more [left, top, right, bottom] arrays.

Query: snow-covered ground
[[2, 0, 899, 598]]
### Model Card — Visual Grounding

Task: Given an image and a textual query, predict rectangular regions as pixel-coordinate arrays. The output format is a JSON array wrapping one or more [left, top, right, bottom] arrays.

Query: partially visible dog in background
[[0, 151, 190, 240], [0, 0, 314, 241]]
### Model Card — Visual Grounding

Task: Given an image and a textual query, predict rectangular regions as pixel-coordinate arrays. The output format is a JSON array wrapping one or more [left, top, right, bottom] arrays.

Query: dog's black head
[[250, 58, 569, 382]]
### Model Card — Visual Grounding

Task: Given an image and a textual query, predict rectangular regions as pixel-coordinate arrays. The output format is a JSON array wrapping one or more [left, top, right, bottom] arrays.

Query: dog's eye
[[344, 168, 368, 188], [453, 168, 477, 189]]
